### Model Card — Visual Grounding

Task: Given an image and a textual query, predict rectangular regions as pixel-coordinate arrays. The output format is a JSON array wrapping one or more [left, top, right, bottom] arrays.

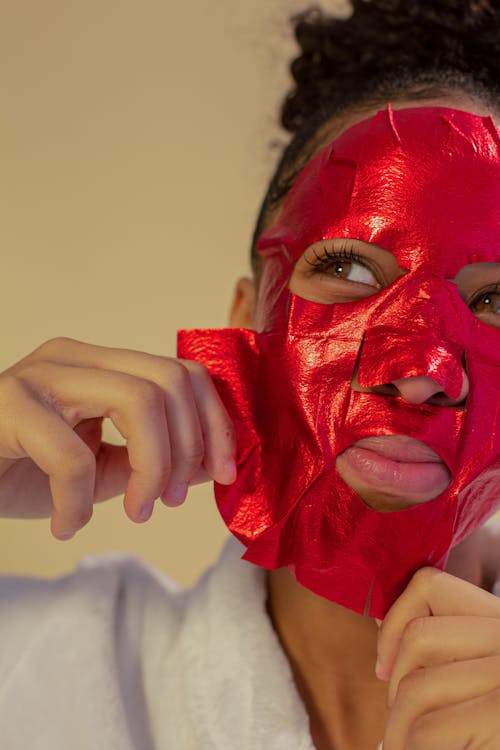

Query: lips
[[335, 435, 451, 511]]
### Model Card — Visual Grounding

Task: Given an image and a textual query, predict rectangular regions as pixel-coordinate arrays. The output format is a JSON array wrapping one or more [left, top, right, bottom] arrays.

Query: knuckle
[[60, 444, 96, 479], [14, 360, 60, 394], [396, 668, 426, 702], [35, 336, 78, 356], [163, 360, 191, 391], [128, 378, 164, 409], [10, 358, 57, 391], [402, 616, 428, 649], [410, 566, 439, 592], [0, 373, 30, 406], [182, 359, 209, 379], [13, 361, 84, 425]]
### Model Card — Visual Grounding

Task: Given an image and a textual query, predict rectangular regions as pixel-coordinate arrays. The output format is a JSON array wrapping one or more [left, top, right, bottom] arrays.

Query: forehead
[[257, 106, 500, 275]]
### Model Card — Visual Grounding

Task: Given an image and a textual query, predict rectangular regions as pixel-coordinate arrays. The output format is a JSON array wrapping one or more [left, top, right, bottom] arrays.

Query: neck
[[266, 568, 387, 750], [266, 529, 485, 750]]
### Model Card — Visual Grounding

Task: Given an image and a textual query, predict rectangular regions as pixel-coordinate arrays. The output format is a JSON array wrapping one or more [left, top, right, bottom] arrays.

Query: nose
[[390, 372, 469, 406], [353, 324, 469, 407], [353, 321, 470, 406]]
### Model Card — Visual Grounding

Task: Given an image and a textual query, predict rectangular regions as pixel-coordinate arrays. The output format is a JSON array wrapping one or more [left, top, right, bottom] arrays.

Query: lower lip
[[336, 446, 451, 505]]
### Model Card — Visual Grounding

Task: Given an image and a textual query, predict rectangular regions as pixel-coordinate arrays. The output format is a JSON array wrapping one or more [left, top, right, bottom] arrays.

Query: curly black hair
[[251, 0, 500, 274]]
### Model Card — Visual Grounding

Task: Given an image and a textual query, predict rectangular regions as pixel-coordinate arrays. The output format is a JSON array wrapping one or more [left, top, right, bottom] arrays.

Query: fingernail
[[222, 459, 237, 483], [375, 658, 384, 679], [162, 483, 188, 507], [139, 501, 154, 521], [57, 531, 75, 541]]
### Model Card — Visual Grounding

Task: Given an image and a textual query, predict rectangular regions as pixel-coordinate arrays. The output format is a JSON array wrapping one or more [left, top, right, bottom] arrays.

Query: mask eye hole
[[289, 238, 407, 305], [468, 286, 500, 327], [306, 243, 380, 288], [454, 263, 500, 330]]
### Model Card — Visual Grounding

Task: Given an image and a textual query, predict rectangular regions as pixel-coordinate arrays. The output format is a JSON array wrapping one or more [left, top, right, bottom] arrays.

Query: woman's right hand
[[0, 337, 236, 540]]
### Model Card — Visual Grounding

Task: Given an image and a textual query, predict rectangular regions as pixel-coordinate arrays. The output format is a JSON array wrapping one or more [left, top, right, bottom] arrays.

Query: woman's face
[[255, 96, 500, 513], [182, 95, 500, 615]]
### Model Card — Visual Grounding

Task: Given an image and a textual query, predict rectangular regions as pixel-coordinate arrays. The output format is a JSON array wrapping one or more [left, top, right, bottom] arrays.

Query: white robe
[[0, 537, 315, 750], [2, 523, 499, 750]]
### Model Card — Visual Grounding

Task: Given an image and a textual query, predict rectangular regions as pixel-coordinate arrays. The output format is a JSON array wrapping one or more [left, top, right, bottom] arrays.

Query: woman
[[1, 2, 499, 749]]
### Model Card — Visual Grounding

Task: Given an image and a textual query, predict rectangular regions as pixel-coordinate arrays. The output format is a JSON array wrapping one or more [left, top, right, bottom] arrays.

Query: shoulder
[[0, 549, 181, 612], [0, 551, 183, 677], [0, 541, 316, 748]]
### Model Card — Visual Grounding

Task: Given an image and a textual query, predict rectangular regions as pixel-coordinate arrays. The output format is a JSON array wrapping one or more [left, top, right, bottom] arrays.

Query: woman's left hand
[[376, 566, 500, 750]]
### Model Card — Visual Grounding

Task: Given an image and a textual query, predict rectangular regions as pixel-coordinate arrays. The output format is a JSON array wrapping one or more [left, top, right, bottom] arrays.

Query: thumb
[[94, 442, 132, 502]]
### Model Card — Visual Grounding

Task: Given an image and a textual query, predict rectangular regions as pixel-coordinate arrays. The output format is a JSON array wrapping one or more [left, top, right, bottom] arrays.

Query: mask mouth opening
[[335, 434, 452, 513]]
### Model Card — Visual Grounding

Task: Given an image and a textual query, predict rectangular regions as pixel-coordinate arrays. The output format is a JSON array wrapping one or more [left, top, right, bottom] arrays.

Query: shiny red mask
[[178, 107, 500, 617]]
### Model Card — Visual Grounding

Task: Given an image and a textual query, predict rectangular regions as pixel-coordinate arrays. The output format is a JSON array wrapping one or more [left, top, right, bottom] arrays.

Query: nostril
[[426, 390, 464, 407], [351, 373, 467, 408], [361, 382, 400, 398], [392, 376, 437, 400]]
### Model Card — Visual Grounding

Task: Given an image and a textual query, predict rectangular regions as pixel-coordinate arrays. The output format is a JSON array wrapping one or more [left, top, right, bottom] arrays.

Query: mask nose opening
[[350, 333, 468, 410]]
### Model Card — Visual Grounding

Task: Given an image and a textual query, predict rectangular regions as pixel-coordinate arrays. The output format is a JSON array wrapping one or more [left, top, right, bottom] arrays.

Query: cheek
[[254, 252, 294, 332]]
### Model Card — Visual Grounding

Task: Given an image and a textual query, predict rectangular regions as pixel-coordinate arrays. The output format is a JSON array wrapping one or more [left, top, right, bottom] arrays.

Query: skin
[[0, 94, 498, 748], [0, 341, 237, 536], [230, 95, 500, 749]]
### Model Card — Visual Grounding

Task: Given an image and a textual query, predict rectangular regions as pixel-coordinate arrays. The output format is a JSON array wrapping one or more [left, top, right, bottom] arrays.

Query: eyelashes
[[468, 282, 500, 304], [296, 239, 500, 328], [304, 240, 364, 271], [303, 240, 383, 289]]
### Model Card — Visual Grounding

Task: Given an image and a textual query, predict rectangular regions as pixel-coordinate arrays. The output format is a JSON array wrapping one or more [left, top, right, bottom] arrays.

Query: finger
[[73, 417, 104, 455], [73, 420, 134, 500], [388, 616, 500, 706], [32, 339, 235, 493], [186, 464, 213, 486], [55, 342, 238, 485], [383, 656, 500, 750], [182, 359, 236, 483], [27, 337, 162, 371], [13, 394, 96, 539], [105, 377, 171, 521], [159, 360, 236, 507], [377, 567, 500, 680], [157, 362, 205, 506], [93, 442, 132, 502], [22, 361, 172, 523], [387, 686, 500, 750]]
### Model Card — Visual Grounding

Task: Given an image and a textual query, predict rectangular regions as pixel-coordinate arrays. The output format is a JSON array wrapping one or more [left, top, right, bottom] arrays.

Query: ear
[[229, 277, 256, 328]]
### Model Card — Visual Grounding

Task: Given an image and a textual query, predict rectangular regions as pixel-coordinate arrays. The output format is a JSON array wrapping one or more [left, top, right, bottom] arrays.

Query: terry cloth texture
[[0, 537, 315, 750], [4, 520, 499, 750]]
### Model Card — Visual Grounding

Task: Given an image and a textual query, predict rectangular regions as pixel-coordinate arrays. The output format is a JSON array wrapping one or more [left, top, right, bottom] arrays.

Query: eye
[[288, 238, 404, 305], [469, 284, 500, 327], [307, 246, 380, 287], [304, 243, 381, 290]]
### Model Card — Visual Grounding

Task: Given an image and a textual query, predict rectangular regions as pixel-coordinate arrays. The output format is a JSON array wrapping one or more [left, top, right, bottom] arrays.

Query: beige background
[[0, 0, 349, 584]]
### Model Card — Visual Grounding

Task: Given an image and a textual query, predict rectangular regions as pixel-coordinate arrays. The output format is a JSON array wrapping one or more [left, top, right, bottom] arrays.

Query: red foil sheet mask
[[178, 107, 500, 617]]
